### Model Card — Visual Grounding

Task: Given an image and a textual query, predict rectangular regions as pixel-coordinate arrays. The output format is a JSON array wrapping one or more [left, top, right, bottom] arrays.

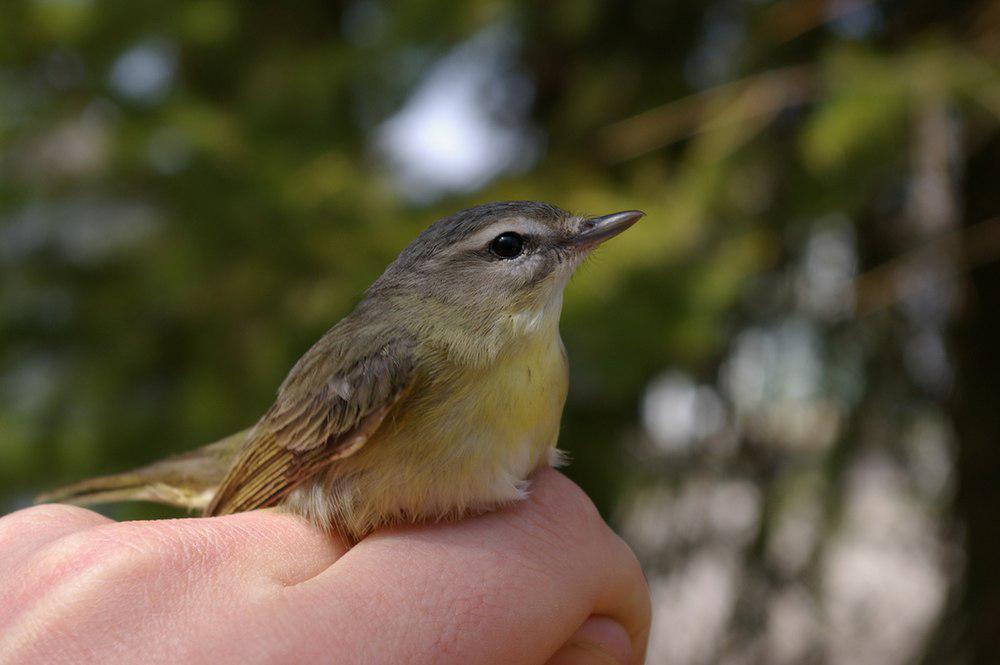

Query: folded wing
[[205, 336, 415, 516]]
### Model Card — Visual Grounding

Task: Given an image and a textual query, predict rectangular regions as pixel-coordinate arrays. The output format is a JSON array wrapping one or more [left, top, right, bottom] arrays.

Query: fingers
[[0, 504, 112, 579], [589, 531, 651, 664], [22, 509, 345, 597], [283, 469, 651, 665], [547, 616, 633, 665], [0, 509, 347, 662], [2, 472, 650, 664], [140, 509, 348, 587]]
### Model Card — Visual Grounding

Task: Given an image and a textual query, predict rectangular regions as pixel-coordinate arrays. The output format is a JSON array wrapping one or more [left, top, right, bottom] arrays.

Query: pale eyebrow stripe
[[460, 218, 551, 251]]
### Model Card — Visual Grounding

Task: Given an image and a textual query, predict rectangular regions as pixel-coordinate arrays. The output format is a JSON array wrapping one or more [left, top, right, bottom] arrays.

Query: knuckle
[[606, 532, 653, 634], [614, 533, 649, 596], [35, 524, 167, 589], [2, 530, 153, 635], [560, 481, 605, 532], [0, 504, 97, 548], [9, 522, 207, 623], [528, 472, 607, 545], [41, 529, 126, 576]]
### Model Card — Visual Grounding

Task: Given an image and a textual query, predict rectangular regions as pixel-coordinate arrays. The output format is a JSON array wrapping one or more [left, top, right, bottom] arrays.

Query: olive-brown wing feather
[[205, 340, 414, 516]]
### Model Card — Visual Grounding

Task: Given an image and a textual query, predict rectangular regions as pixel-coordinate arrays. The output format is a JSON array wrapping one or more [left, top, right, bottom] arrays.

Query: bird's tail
[[36, 429, 249, 512]]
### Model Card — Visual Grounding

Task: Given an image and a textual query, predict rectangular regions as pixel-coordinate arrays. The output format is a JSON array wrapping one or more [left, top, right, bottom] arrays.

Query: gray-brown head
[[367, 201, 643, 356]]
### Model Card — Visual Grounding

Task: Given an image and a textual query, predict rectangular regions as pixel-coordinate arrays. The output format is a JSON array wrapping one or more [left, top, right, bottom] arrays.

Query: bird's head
[[369, 201, 643, 362]]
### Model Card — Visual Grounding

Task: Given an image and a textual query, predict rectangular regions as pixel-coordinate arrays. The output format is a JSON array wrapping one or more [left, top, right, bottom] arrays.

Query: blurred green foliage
[[2, 0, 999, 662]]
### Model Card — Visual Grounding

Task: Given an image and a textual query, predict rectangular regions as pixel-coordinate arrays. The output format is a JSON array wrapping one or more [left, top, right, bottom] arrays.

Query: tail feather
[[36, 429, 249, 512]]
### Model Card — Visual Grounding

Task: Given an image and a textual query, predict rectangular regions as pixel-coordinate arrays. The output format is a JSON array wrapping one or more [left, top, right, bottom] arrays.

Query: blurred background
[[1, 0, 998, 662]]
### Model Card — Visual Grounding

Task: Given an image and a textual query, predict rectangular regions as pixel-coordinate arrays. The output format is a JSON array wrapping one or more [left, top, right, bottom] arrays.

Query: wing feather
[[205, 336, 415, 516]]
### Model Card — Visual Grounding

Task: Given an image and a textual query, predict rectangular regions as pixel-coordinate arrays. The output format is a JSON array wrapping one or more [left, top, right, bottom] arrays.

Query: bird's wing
[[205, 335, 415, 516]]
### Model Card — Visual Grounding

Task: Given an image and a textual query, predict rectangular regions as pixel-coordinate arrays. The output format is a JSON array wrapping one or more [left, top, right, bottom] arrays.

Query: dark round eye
[[490, 232, 524, 259]]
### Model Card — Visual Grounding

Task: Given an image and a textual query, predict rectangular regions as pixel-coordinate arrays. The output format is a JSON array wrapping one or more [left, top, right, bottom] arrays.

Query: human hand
[[0, 469, 649, 664]]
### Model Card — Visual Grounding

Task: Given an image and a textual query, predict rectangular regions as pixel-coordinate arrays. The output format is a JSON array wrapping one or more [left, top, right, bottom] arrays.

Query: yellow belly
[[287, 331, 570, 539]]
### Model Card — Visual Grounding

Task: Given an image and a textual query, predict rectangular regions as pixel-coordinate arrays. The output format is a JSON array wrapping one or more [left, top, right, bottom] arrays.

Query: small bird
[[39, 201, 643, 542]]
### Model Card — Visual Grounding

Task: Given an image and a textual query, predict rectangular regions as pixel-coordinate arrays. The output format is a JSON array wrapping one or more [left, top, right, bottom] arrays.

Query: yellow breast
[[290, 315, 570, 538]]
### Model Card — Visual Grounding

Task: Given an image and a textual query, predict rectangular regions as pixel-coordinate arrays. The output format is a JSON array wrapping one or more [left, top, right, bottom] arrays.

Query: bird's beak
[[572, 210, 645, 250]]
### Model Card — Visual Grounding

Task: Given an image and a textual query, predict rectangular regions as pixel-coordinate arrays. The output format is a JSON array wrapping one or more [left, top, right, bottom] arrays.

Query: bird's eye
[[490, 232, 524, 259]]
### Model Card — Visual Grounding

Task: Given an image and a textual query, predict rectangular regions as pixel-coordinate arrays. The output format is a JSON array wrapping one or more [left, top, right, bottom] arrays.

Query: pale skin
[[0, 469, 650, 664]]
